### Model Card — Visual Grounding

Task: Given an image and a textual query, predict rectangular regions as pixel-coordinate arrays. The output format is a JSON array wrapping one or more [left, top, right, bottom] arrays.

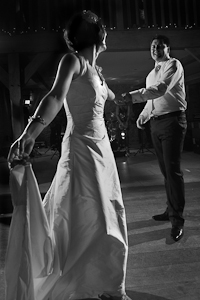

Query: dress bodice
[[63, 55, 108, 141]]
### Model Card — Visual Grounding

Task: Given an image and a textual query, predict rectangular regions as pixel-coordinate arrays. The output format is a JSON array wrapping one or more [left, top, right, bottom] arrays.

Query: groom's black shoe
[[171, 226, 184, 242], [152, 211, 169, 221]]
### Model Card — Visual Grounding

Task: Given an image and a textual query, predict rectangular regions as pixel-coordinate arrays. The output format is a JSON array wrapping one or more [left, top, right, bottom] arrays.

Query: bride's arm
[[31, 53, 80, 135], [8, 53, 80, 163]]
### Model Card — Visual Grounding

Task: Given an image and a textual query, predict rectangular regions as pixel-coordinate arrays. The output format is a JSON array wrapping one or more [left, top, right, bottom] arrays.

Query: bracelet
[[29, 115, 46, 126]]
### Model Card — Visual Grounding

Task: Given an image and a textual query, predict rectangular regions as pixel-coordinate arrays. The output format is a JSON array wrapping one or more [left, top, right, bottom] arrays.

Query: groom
[[123, 35, 187, 242]]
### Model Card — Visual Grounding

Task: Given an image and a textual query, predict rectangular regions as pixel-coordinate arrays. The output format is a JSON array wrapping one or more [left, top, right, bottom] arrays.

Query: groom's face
[[150, 39, 170, 62]]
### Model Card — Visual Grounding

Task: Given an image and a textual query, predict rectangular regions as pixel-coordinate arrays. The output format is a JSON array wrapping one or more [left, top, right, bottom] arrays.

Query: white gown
[[5, 55, 128, 300]]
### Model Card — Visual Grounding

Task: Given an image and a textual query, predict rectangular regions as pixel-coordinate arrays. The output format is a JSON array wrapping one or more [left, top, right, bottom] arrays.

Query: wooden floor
[[0, 149, 200, 300]]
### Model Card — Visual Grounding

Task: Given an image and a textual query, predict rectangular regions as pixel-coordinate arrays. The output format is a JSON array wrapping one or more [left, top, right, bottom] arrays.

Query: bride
[[7, 10, 131, 300]]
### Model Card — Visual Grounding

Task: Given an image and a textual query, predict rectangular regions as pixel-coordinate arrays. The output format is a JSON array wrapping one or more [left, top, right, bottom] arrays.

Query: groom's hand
[[121, 92, 132, 103]]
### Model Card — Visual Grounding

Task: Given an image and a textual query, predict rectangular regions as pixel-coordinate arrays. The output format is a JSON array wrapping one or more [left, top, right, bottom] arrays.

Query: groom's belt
[[151, 110, 184, 120]]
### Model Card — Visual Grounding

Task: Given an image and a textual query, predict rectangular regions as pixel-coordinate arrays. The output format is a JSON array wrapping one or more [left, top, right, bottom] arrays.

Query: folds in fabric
[[5, 163, 54, 300]]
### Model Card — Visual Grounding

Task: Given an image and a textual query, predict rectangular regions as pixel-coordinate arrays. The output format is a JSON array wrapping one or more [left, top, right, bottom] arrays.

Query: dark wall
[[0, 83, 12, 158]]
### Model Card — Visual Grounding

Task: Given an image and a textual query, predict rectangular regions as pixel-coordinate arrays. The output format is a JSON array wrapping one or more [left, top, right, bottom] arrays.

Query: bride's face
[[96, 32, 107, 56]]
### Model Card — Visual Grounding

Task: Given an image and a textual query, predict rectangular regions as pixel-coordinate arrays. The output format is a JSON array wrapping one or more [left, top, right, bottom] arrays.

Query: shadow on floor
[[126, 290, 170, 300]]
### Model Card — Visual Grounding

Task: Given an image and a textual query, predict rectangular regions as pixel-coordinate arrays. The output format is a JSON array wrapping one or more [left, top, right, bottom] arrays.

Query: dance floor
[[0, 148, 200, 300]]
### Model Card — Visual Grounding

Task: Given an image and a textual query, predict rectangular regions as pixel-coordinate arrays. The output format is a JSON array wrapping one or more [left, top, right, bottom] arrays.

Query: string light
[[0, 21, 198, 36]]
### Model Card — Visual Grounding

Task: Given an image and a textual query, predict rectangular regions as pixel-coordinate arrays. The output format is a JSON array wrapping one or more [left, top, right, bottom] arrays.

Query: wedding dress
[[5, 55, 128, 300]]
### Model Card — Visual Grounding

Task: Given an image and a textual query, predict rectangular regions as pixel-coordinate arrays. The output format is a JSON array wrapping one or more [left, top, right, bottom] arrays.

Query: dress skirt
[[5, 131, 128, 300]]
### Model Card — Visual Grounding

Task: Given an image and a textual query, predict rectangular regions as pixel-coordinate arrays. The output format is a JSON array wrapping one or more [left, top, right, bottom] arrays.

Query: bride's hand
[[7, 133, 35, 168]]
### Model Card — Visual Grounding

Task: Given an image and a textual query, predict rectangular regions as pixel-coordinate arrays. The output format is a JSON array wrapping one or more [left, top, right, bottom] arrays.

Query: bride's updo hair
[[64, 10, 106, 52]]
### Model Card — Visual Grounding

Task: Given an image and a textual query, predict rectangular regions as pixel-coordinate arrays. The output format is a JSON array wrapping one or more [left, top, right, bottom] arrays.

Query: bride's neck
[[79, 45, 97, 67]]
